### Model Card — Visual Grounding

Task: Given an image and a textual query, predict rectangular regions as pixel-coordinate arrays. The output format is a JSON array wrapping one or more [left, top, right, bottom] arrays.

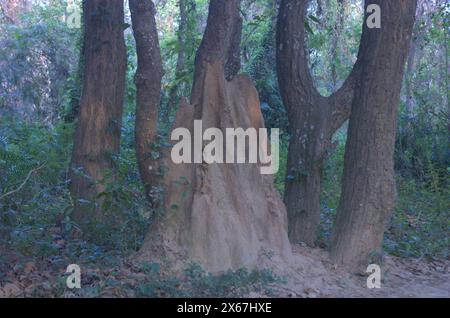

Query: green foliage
[[157, 0, 206, 127], [318, 130, 347, 246], [136, 262, 282, 298], [0, 117, 74, 256], [274, 138, 289, 194], [21, 261, 283, 298], [396, 104, 449, 181], [0, 115, 149, 257], [385, 176, 449, 259], [306, 0, 363, 96], [318, 129, 449, 258], [395, 1, 449, 182], [78, 176, 150, 253], [242, 0, 288, 131], [0, 3, 80, 123]]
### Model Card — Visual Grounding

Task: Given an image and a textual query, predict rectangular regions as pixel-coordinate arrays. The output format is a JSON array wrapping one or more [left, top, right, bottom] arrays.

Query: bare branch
[[0, 163, 46, 200]]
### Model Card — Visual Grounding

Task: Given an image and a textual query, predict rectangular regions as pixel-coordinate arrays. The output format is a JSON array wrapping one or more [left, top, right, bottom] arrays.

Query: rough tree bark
[[137, 0, 292, 272], [70, 0, 126, 227], [129, 0, 164, 205], [330, 0, 417, 273], [276, 0, 360, 246]]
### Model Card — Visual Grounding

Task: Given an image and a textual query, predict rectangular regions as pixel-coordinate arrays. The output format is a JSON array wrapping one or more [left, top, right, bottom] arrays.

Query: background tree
[[395, 0, 449, 181], [129, 0, 164, 206], [330, 0, 417, 272], [69, 0, 127, 230]]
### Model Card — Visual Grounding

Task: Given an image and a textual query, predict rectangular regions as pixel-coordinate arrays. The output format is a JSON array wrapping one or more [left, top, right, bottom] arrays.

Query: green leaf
[[308, 15, 321, 24], [304, 21, 314, 35]]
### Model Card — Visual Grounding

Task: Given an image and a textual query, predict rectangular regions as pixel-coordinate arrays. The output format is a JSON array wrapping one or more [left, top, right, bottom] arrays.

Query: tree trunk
[[130, 0, 164, 205], [330, 0, 417, 273], [69, 0, 127, 228], [137, 0, 292, 272], [276, 0, 360, 246]]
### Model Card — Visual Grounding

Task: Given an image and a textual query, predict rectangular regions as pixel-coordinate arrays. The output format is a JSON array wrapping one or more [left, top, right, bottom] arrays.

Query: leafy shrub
[[0, 117, 150, 257], [136, 262, 282, 298]]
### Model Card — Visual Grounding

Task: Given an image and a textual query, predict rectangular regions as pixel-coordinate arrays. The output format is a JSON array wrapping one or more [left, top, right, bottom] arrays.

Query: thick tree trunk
[[137, 0, 292, 272], [276, 0, 360, 246], [330, 0, 417, 273], [70, 0, 126, 228], [130, 0, 164, 205]]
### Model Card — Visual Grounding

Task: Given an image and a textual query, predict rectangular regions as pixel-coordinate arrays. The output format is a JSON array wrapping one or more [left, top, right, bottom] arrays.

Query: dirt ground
[[263, 244, 450, 298], [1, 242, 448, 298]]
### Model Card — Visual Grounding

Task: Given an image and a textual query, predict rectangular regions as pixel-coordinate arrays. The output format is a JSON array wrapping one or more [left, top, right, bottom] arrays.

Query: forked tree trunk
[[129, 0, 164, 205], [137, 0, 292, 272], [330, 0, 417, 273], [70, 0, 126, 227], [276, 0, 360, 246]]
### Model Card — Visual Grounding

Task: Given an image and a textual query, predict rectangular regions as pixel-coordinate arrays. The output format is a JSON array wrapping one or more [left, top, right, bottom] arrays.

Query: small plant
[[136, 262, 283, 298]]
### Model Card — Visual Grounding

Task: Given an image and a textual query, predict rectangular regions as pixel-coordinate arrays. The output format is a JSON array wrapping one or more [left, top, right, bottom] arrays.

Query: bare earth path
[[262, 244, 450, 298]]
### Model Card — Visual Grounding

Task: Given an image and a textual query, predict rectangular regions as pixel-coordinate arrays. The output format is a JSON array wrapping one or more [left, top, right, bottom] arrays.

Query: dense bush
[[0, 117, 150, 256], [0, 4, 80, 123]]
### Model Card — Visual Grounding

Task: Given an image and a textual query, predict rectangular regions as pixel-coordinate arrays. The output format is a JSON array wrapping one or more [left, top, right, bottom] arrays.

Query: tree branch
[[0, 163, 46, 200], [327, 62, 361, 135]]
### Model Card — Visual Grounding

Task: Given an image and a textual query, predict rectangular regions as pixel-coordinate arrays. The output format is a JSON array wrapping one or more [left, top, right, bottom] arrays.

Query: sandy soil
[[261, 244, 450, 298]]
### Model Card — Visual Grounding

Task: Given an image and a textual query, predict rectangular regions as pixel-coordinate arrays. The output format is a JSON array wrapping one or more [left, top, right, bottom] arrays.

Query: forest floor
[[0, 240, 448, 298], [265, 244, 450, 298]]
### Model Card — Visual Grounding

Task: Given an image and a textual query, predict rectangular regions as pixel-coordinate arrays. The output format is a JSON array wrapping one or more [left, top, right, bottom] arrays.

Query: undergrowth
[[0, 115, 447, 298]]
